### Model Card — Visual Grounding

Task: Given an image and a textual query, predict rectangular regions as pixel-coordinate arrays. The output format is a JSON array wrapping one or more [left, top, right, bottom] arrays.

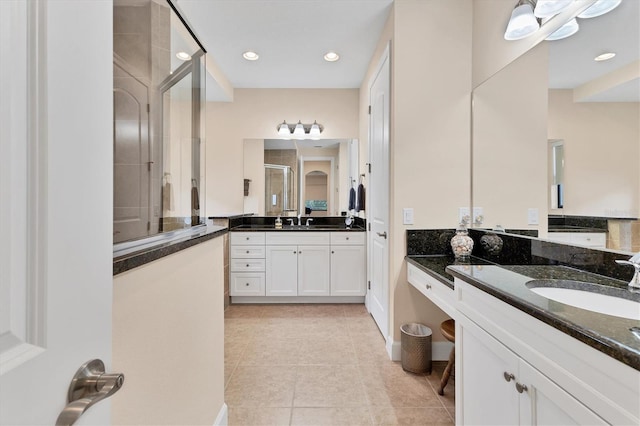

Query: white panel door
[[367, 44, 390, 338], [298, 245, 331, 296], [0, 1, 114, 424], [331, 246, 366, 296], [265, 245, 298, 296]]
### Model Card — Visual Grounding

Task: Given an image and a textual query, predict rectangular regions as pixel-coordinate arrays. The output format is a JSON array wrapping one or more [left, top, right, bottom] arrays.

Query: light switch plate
[[528, 208, 539, 225], [459, 207, 470, 224], [403, 208, 414, 225]]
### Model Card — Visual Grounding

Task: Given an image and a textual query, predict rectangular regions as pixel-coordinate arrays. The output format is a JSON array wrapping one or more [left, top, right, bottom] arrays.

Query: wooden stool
[[437, 319, 455, 396]]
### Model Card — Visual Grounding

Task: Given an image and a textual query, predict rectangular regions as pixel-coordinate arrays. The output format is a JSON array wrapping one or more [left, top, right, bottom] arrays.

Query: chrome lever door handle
[[56, 359, 124, 426], [376, 231, 387, 239]]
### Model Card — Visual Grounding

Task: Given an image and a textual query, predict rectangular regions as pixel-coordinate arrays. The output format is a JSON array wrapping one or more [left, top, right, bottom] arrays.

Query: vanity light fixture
[[324, 51, 340, 62], [243, 50, 259, 61], [504, 0, 540, 41], [578, 0, 621, 18], [275, 120, 324, 139], [176, 51, 191, 61], [545, 18, 579, 41], [594, 52, 616, 61], [534, 0, 572, 18]]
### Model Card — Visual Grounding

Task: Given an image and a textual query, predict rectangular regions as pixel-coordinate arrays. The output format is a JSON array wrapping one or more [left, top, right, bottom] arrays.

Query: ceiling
[[175, 0, 393, 90], [174, 0, 638, 102]]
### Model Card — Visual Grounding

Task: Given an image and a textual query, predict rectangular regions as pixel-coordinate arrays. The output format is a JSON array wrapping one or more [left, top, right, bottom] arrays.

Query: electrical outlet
[[403, 208, 414, 225], [473, 207, 484, 225], [528, 208, 539, 225], [459, 207, 470, 224]]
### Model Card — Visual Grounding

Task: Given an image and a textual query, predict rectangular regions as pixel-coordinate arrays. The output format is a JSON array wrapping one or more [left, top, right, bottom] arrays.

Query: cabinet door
[[519, 361, 607, 426], [297, 245, 331, 296], [265, 245, 298, 296], [459, 318, 520, 425], [330, 245, 366, 296]]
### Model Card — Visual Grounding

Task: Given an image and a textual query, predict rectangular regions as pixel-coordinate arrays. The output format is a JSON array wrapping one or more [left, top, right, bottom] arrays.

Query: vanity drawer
[[231, 232, 266, 245], [230, 273, 265, 296], [266, 231, 330, 245], [407, 263, 456, 317], [231, 258, 266, 272], [330, 232, 365, 245], [231, 245, 266, 259]]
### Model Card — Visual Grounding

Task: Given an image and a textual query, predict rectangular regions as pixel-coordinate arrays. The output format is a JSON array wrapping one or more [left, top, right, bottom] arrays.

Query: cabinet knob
[[245, 283, 250, 286], [298, 251, 302, 254], [503, 372, 515, 382], [246, 237, 250, 240], [346, 237, 349, 240], [332, 251, 335, 254], [246, 264, 250, 267], [293, 251, 297, 254], [515, 382, 528, 394], [246, 250, 250, 253], [425, 284, 432, 290]]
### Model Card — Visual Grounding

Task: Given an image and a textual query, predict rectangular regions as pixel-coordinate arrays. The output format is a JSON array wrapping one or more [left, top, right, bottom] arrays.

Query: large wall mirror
[[243, 138, 359, 217], [472, 0, 639, 252]]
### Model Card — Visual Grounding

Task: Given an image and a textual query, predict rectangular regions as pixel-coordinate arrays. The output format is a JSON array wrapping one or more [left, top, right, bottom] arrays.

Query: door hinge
[[147, 221, 151, 231], [368, 223, 371, 231], [147, 161, 154, 171], [147, 103, 150, 113], [368, 105, 371, 115], [368, 163, 371, 173], [368, 280, 371, 290]]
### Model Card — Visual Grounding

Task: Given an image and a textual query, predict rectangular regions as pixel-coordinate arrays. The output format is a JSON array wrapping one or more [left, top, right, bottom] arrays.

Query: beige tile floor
[[224, 303, 455, 426]]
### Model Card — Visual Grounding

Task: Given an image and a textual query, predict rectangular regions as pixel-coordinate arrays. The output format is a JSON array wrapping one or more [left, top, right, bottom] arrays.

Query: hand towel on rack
[[356, 183, 365, 212], [348, 187, 356, 210], [191, 181, 200, 211]]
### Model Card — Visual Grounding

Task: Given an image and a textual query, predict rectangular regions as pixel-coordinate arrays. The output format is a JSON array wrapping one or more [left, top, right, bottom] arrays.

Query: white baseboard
[[388, 340, 454, 362], [231, 296, 365, 304], [213, 403, 228, 426]]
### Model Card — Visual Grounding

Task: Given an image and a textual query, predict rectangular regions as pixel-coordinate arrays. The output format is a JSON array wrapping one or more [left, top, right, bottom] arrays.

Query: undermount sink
[[526, 280, 640, 320]]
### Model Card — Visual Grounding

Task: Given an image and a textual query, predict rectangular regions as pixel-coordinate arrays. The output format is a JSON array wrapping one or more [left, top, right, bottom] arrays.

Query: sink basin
[[526, 280, 640, 320]]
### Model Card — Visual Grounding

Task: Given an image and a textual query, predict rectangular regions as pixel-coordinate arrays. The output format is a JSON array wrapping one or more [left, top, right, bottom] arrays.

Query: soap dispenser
[[275, 215, 283, 229]]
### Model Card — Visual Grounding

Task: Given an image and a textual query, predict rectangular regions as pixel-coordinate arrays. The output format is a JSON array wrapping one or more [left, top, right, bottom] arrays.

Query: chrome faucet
[[306, 218, 314, 227], [287, 218, 295, 226], [616, 252, 640, 289], [297, 214, 302, 226]]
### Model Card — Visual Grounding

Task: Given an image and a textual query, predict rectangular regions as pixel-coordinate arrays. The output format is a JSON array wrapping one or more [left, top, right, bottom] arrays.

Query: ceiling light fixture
[[275, 120, 324, 139], [594, 52, 616, 62], [324, 51, 340, 62], [176, 51, 191, 61], [545, 18, 579, 41], [504, 0, 540, 41], [243, 51, 259, 61], [534, 0, 572, 18], [578, 0, 622, 19]]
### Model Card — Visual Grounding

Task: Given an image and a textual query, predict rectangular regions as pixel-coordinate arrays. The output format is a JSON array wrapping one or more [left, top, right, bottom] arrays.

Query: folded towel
[[348, 187, 356, 210], [191, 185, 200, 211], [356, 183, 365, 212], [162, 182, 173, 211]]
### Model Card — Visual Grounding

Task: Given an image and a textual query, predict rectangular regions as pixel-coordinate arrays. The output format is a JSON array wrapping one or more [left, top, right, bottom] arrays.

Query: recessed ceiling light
[[176, 51, 191, 61], [594, 52, 616, 62], [243, 51, 259, 61], [324, 51, 340, 62]]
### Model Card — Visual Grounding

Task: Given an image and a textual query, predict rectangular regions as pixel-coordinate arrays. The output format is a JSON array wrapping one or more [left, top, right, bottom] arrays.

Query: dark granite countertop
[[113, 225, 227, 275], [446, 264, 640, 371], [230, 224, 365, 232], [548, 226, 608, 233], [406, 255, 493, 289]]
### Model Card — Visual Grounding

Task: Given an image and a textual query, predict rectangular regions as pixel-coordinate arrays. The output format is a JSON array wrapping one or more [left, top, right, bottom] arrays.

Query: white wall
[[548, 90, 640, 218], [359, 0, 473, 347], [112, 237, 225, 425], [206, 89, 359, 215]]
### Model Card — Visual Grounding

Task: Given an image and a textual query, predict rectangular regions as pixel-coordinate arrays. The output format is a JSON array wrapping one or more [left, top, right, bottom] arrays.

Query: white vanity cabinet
[[265, 232, 331, 297], [330, 232, 366, 296], [458, 315, 606, 425], [229, 232, 266, 296], [230, 230, 366, 302], [546, 231, 606, 248], [455, 278, 639, 425]]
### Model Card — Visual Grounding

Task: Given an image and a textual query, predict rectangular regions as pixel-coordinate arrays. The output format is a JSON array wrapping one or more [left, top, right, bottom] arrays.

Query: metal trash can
[[400, 323, 432, 374]]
